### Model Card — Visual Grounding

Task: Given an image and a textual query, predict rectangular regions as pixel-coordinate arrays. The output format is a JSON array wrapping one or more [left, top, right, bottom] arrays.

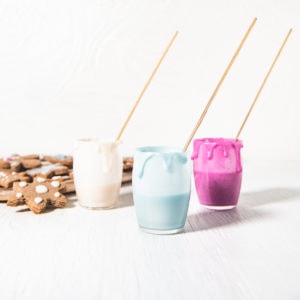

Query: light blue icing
[[133, 193, 190, 230], [137, 151, 188, 178]]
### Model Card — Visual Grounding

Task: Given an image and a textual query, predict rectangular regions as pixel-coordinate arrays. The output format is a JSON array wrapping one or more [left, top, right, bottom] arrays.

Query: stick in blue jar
[[131, 18, 258, 234]]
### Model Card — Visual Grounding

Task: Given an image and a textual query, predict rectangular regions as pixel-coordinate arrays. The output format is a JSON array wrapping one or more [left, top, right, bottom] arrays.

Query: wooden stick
[[235, 28, 293, 140], [182, 18, 257, 152], [116, 31, 179, 141]]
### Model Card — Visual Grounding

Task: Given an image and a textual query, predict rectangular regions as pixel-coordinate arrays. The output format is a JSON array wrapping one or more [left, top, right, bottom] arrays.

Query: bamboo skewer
[[182, 18, 257, 152], [116, 31, 179, 141], [235, 28, 293, 140]]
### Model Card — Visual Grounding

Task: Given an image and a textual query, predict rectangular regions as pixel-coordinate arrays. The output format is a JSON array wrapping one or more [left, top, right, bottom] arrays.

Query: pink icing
[[191, 138, 243, 207], [192, 138, 243, 172]]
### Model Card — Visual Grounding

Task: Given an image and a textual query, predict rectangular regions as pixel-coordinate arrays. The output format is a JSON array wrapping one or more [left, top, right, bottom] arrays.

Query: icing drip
[[138, 152, 188, 178], [97, 142, 120, 173], [223, 147, 228, 157], [192, 138, 243, 172]]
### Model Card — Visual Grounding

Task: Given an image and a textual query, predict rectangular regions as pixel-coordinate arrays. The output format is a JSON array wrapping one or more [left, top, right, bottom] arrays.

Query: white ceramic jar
[[73, 139, 122, 209]]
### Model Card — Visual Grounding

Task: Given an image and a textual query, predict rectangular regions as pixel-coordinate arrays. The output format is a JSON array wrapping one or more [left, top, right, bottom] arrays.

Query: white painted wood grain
[[0, 0, 299, 160], [0, 161, 300, 300]]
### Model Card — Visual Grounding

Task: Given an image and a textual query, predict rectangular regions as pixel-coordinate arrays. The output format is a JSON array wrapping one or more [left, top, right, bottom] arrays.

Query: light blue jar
[[132, 146, 191, 234]]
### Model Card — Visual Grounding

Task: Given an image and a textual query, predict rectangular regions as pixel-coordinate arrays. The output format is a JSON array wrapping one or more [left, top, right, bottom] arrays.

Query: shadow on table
[[185, 187, 300, 232], [185, 206, 265, 232], [239, 187, 300, 207], [115, 188, 134, 209]]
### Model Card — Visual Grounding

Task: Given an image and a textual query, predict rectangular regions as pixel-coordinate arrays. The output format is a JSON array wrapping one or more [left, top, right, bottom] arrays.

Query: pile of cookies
[[0, 154, 133, 214]]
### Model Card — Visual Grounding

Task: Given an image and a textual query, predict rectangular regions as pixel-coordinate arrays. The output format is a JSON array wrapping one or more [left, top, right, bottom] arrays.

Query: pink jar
[[191, 138, 243, 210]]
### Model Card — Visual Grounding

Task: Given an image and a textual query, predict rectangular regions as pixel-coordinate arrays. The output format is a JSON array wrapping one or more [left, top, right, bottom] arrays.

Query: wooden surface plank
[[0, 172, 132, 202], [0, 161, 299, 300]]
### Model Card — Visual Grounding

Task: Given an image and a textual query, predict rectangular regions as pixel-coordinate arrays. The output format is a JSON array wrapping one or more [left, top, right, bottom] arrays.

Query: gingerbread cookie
[[5, 155, 41, 171], [7, 177, 67, 214], [123, 157, 134, 172], [51, 175, 75, 193], [20, 158, 42, 169], [0, 159, 10, 169], [26, 163, 69, 178], [9, 161, 22, 172], [42, 155, 73, 168], [0, 188, 13, 202], [20, 154, 40, 160], [0, 170, 31, 189]]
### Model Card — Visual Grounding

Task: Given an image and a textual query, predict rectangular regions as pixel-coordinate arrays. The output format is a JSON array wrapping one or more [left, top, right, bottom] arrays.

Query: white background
[[0, 0, 299, 161]]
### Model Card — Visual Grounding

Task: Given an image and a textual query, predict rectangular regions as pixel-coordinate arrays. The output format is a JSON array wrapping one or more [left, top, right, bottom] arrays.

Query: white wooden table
[[1, 161, 300, 300]]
